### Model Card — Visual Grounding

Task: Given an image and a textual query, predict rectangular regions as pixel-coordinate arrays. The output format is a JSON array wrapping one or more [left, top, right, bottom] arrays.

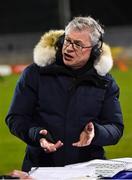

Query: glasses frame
[[63, 38, 93, 51]]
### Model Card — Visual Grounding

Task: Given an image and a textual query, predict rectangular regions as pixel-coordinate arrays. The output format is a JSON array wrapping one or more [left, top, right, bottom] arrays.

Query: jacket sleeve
[[91, 76, 124, 146], [5, 64, 46, 147]]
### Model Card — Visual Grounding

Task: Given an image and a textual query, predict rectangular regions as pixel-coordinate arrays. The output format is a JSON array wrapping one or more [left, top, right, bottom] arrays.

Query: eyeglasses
[[63, 38, 93, 51]]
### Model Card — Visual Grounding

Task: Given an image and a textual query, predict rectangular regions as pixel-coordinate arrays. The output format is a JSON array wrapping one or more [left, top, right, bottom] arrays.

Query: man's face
[[62, 29, 92, 69]]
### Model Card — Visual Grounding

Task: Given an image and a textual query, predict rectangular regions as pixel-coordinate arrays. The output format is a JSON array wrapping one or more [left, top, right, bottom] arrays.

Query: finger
[[9, 170, 29, 178], [72, 141, 80, 147], [45, 144, 57, 152], [85, 122, 94, 132], [54, 140, 63, 149], [44, 141, 63, 153], [39, 129, 48, 135], [47, 140, 63, 152], [73, 141, 89, 147], [40, 138, 49, 148], [72, 136, 89, 147], [47, 147, 57, 152], [84, 122, 94, 134], [40, 138, 54, 149], [73, 142, 86, 147], [40, 139, 56, 152], [40, 138, 63, 152], [42, 145, 56, 153]]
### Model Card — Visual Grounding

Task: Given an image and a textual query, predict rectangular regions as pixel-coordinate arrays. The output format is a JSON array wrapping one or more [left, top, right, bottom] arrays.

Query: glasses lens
[[64, 39, 70, 46], [73, 43, 82, 50], [64, 39, 82, 51]]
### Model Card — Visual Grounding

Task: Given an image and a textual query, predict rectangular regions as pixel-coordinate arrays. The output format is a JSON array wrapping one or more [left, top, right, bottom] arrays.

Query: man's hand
[[39, 129, 63, 153], [9, 170, 33, 179], [72, 122, 95, 147]]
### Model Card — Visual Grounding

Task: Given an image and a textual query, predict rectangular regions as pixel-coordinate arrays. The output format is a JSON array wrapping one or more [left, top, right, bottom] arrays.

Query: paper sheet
[[112, 157, 132, 170], [30, 158, 132, 179], [30, 166, 95, 180], [66, 159, 128, 177]]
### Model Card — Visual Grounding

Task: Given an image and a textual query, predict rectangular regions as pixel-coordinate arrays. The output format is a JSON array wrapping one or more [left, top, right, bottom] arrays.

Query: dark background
[[0, 0, 132, 34]]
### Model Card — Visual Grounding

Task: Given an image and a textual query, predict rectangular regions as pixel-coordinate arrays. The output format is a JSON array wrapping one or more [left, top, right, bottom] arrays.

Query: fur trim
[[94, 43, 113, 76], [34, 30, 64, 67], [33, 30, 113, 76]]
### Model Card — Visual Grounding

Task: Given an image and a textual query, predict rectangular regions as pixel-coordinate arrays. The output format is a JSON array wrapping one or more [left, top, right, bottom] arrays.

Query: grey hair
[[65, 16, 104, 46]]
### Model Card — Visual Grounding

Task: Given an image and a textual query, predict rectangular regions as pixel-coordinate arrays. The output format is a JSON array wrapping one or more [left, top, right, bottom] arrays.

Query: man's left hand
[[72, 122, 95, 147]]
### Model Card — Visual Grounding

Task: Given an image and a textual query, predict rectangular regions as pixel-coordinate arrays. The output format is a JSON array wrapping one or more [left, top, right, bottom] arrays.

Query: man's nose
[[66, 43, 74, 51]]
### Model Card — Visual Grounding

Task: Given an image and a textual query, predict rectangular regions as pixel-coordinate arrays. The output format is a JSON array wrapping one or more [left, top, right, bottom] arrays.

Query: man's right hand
[[39, 129, 63, 153]]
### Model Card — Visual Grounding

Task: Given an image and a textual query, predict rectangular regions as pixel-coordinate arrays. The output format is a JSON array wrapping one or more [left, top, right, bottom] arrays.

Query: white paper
[[66, 159, 127, 177], [30, 166, 95, 180], [112, 157, 132, 170], [30, 158, 132, 179]]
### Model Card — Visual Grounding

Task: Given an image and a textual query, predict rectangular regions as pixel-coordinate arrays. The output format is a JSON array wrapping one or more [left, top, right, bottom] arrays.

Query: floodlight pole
[[58, 0, 71, 28]]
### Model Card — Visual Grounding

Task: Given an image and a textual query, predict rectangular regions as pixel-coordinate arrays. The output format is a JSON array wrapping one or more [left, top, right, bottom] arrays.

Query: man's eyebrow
[[73, 40, 85, 46], [74, 40, 82, 43], [66, 37, 83, 44]]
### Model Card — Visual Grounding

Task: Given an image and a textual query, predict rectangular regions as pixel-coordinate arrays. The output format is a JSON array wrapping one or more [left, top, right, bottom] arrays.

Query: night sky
[[0, 0, 132, 34]]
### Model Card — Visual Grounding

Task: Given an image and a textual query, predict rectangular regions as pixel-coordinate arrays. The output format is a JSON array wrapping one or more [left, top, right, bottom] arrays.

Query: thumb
[[85, 122, 94, 132], [39, 129, 48, 135]]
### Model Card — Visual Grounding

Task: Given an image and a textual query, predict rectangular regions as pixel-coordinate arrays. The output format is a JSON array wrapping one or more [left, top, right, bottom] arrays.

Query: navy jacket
[[5, 30, 124, 172]]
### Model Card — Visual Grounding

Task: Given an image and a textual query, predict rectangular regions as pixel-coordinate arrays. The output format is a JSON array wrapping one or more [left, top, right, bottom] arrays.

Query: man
[[5, 16, 124, 172]]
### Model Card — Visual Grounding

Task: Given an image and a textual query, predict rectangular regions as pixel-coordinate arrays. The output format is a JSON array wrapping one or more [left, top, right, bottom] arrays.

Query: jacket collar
[[33, 30, 113, 76], [39, 63, 109, 90]]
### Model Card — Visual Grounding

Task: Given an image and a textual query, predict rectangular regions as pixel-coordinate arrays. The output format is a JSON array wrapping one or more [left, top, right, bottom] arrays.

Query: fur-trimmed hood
[[33, 30, 113, 76]]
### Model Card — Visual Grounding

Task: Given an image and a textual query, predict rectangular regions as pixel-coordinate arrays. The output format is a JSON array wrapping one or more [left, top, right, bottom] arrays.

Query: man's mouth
[[64, 53, 73, 61]]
